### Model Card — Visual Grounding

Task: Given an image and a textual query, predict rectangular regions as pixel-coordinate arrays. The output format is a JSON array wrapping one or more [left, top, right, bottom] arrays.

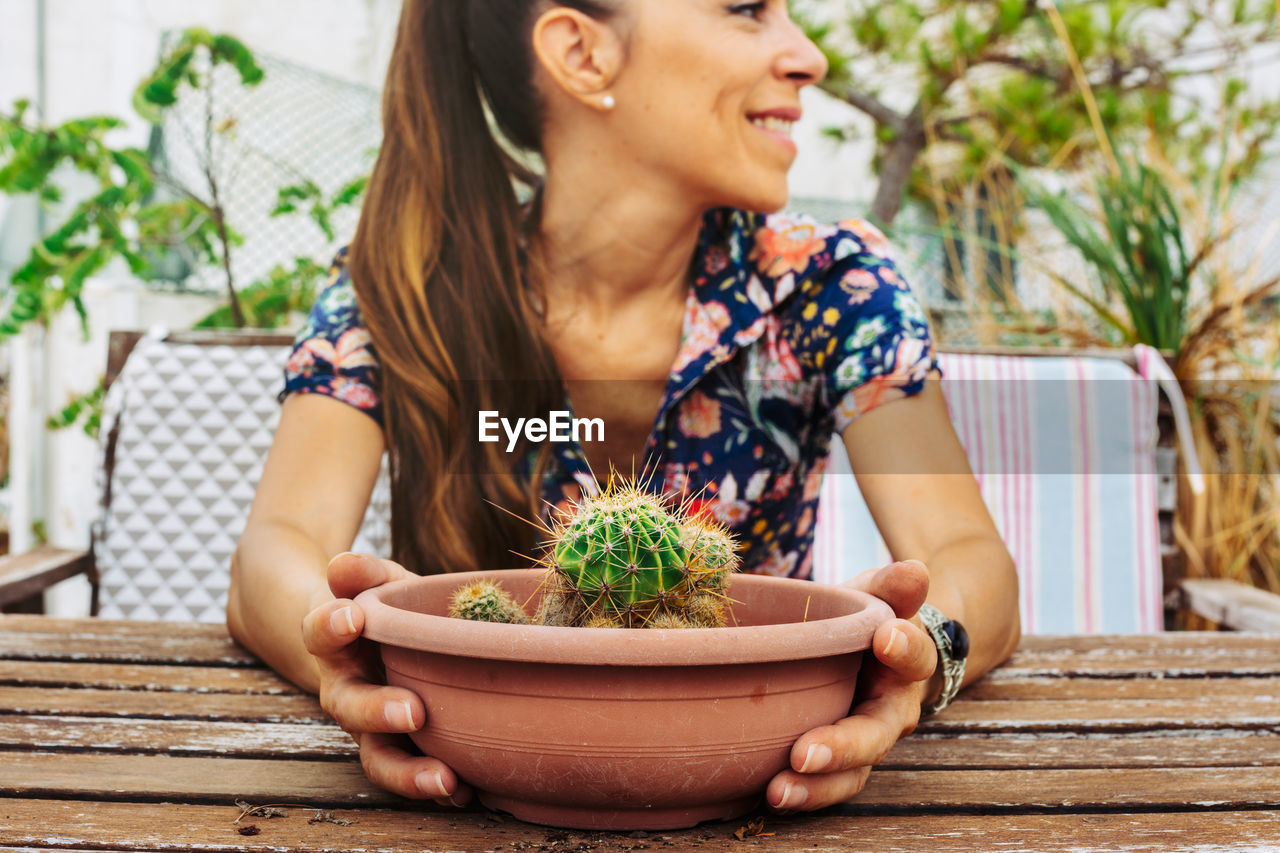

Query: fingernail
[[800, 743, 833, 773], [883, 625, 903, 657], [775, 781, 805, 810], [416, 770, 447, 798], [330, 606, 357, 636], [386, 699, 416, 731]]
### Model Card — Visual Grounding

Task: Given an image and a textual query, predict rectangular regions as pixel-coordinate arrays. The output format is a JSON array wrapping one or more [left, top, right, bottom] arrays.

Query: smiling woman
[[227, 0, 1020, 820]]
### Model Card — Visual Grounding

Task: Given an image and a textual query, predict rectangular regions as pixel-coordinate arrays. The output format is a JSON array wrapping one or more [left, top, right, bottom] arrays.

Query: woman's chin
[[719, 187, 790, 215]]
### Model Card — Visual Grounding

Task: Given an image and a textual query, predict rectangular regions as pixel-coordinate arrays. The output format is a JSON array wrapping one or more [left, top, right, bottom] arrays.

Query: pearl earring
[[602, 95, 616, 110]]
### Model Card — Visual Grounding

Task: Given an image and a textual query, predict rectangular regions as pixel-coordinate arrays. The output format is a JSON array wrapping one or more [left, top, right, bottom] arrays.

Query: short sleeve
[[807, 221, 941, 433], [279, 248, 384, 426]]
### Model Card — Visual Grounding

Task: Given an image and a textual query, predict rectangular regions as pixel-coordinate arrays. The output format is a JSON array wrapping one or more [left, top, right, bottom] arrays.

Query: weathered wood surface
[[0, 715, 355, 758], [0, 686, 328, 722], [0, 659, 302, 694], [1, 617, 1278, 852], [0, 752, 395, 807], [2, 800, 1279, 853], [0, 615, 257, 666], [962, 673, 1280, 700], [1173, 578, 1280, 633], [884, 732, 1280, 769], [4, 750, 1279, 813], [0, 547, 93, 609]]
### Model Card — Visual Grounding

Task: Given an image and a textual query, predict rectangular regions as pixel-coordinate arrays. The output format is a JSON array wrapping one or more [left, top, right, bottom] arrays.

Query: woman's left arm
[[766, 378, 1021, 812]]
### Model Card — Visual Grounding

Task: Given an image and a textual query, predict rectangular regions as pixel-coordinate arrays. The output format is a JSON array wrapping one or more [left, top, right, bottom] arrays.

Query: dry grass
[[900, 8, 1280, 609]]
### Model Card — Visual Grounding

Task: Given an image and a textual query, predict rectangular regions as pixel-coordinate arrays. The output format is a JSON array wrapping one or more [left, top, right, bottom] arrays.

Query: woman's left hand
[[766, 559, 938, 813]]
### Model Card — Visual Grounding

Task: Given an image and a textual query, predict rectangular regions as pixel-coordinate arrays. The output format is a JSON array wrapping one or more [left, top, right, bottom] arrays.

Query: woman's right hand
[[301, 551, 472, 807]]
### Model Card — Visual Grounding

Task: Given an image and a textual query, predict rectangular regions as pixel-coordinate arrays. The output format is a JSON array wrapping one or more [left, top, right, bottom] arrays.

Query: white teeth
[[751, 116, 795, 135]]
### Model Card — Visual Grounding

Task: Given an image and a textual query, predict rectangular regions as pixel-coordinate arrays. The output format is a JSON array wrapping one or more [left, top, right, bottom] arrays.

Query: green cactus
[[540, 481, 740, 629], [445, 478, 741, 629], [448, 580, 529, 624]]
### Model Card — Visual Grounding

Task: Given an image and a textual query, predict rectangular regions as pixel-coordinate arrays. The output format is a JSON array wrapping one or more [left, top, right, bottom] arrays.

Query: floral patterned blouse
[[282, 207, 940, 580]]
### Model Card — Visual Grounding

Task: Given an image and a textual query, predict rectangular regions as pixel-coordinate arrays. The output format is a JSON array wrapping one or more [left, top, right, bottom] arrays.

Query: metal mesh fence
[[147, 30, 381, 294], [1233, 163, 1280, 300]]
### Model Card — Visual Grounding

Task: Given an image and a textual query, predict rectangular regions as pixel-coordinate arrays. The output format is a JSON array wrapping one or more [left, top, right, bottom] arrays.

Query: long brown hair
[[348, 0, 618, 575]]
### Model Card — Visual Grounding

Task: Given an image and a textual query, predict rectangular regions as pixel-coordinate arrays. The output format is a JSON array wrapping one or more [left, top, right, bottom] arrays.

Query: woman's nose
[[778, 17, 829, 86]]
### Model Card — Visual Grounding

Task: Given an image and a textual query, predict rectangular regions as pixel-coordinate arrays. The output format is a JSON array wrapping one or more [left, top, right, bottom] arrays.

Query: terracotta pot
[[355, 569, 893, 831]]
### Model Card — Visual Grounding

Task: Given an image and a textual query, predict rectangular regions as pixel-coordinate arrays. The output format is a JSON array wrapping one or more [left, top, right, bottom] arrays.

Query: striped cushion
[[813, 351, 1163, 634]]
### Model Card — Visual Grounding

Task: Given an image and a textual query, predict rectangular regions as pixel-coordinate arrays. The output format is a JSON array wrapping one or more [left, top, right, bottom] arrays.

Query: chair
[[812, 345, 1280, 633], [0, 329, 390, 621]]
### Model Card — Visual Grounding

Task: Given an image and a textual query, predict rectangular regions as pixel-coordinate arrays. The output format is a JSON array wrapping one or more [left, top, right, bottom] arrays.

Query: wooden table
[[1, 615, 1278, 852]]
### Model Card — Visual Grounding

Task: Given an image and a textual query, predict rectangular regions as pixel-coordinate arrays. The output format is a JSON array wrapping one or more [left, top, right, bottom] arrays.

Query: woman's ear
[[531, 7, 624, 108]]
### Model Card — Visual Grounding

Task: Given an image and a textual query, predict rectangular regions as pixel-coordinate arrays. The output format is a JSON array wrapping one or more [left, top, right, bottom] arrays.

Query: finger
[[328, 551, 416, 600], [842, 559, 929, 618], [872, 618, 937, 683], [357, 732, 474, 805], [321, 673, 427, 736], [302, 597, 367, 660], [766, 764, 872, 813], [787, 692, 915, 777]]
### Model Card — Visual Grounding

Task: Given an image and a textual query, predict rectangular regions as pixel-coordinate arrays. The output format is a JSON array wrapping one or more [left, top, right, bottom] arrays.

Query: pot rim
[[355, 569, 895, 666]]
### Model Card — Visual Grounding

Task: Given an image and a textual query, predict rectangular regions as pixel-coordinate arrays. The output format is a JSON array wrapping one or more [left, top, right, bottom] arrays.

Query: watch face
[[943, 620, 970, 660]]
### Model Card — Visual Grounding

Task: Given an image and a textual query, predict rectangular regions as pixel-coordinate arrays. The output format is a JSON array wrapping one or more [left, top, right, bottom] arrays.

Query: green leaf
[[212, 34, 266, 86], [46, 379, 107, 438], [111, 148, 154, 194]]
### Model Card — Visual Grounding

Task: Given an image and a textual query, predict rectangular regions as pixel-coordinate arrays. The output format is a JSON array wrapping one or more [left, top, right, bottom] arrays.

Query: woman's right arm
[[226, 393, 471, 805], [227, 393, 383, 690]]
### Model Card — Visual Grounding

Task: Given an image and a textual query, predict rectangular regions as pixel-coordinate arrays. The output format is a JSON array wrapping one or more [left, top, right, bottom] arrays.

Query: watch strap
[[917, 603, 967, 715]]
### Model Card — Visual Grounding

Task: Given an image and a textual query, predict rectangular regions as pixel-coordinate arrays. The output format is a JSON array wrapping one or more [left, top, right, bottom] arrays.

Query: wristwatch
[[917, 603, 969, 715]]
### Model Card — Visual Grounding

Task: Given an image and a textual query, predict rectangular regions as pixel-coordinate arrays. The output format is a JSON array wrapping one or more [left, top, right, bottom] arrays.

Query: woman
[[227, 0, 1020, 814]]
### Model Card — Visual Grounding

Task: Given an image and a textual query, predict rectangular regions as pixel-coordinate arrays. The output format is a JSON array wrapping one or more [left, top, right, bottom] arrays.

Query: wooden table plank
[[0, 715, 355, 759], [0, 633, 256, 667], [3, 751, 1279, 814], [0, 616, 256, 667], [0, 660, 301, 695], [3, 717, 1274, 771], [883, 731, 1280, 769], [0, 687, 328, 723], [6, 684, 1274, 732], [964, 674, 1280, 701], [1000, 634, 1280, 676], [5, 620, 1277, 673], [920, 697, 1280, 731], [1017, 634, 1280, 652], [0, 752, 396, 807], [0, 615, 230, 641], [848, 766, 1280, 811], [3, 800, 1280, 853]]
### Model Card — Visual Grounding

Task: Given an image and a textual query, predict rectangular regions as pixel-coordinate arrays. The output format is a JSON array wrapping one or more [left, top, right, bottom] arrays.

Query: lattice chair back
[[93, 330, 391, 622]]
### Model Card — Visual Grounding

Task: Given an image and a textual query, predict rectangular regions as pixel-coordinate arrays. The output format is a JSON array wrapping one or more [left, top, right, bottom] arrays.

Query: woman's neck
[[536, 167, 706, 317]]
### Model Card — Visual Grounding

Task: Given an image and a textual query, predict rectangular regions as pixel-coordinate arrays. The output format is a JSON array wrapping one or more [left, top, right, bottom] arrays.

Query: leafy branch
[[0, 29, 265, 341]]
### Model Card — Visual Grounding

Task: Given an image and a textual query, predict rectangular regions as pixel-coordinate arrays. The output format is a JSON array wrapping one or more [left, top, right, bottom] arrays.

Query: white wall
[[1, 0, 401, 125]]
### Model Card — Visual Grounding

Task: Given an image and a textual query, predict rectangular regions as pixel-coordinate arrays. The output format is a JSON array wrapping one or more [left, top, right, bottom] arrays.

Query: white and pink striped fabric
[[812, 348, 1164, 634]]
